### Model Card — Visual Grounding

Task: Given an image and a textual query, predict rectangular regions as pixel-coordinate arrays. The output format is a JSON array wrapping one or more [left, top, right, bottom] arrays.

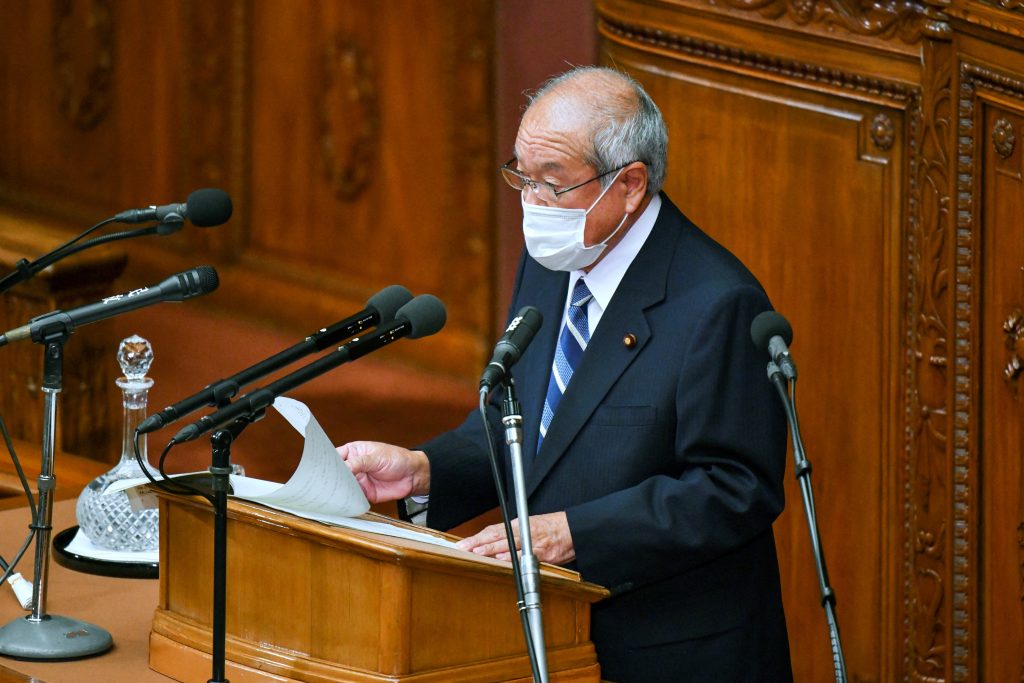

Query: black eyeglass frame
[[499, 158, 638, 202]]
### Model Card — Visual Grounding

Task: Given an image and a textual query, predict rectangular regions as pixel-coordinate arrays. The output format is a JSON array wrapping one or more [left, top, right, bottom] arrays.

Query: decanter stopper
[[118, 334, 153, 382]]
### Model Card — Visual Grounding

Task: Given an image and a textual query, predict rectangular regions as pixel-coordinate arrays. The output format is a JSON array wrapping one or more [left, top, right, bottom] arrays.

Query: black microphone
[[479, 306, 543, 392], [750, 310, 797, 380], [113, 188, 233, 227], [171, 294, 447, 444], [0, 266, 219, 347], [136, 284, 414, 435]]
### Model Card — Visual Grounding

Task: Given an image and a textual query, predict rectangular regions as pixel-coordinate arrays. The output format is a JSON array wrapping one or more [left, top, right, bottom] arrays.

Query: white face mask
[[521, 168, 629, 272]]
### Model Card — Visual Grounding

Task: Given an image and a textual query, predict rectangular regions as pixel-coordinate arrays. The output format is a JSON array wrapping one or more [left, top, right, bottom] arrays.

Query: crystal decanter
[[75, 334, 160, 552]]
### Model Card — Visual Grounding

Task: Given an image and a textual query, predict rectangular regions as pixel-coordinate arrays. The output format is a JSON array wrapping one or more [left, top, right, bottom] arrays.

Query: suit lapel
[[525, 197, 681, 495]]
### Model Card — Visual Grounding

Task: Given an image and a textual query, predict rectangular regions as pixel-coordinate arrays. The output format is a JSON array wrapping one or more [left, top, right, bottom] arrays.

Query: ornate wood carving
[[1003, 309, 1024, 382], [994, 117, 1017, 158], [718, 0, 930, 43], [52, 0, 115, 132], [180, 0, 248, 258], [949, 42, 974, 683], [979, 0, 1024, 11], [598, 15, 915, 105], [437, 1, 494, 340], [904, 38, 955, 683], [872, 112, 897, 150], [319, 35, 379, 202], [920, 0, 954, 39]]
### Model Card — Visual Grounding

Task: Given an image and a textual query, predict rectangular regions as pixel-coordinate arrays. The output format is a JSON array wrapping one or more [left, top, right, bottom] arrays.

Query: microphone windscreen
[[186, 188, 233, 227], [155, 265, 221, 302], [399, 294, 447, 339], [191, 265, 221, 296], [750, 310, 792, 353], [365, 285, 414, 323]]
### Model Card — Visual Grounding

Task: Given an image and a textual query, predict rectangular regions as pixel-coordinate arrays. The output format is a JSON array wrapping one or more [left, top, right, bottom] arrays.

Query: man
[[337, 66, 793, 682]]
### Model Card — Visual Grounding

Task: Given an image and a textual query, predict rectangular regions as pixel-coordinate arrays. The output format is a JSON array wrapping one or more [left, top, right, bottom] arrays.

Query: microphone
[[171, 294, 446, 443], [136, 284, 414, 435], [479, 306, 543, 392], [0, 266, 219, 347], [112, 188, 233, 227], [750, 310, 797, 380]]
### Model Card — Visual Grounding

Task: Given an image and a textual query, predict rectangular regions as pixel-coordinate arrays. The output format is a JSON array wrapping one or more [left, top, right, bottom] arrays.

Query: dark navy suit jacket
[[419, 195, 793, 682]]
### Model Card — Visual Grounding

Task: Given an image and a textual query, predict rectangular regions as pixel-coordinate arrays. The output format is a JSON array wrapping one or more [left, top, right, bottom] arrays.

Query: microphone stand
[[205, 419, 251, 683], [766, 361, 847, 683], [0, 332, 113, 659], [501, 379, 548, 683]]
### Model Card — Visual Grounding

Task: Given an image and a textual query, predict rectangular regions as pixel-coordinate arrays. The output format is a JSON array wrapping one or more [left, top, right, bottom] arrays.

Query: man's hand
[[336, 441, 430, 504], [456, 512, 575, 565]]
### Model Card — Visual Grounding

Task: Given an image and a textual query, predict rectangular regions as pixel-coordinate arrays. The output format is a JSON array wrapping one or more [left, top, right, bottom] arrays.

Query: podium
[[149, 493, 609, 682]]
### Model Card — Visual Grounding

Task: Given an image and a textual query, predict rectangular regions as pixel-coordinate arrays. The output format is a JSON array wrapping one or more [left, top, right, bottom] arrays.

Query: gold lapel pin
[[623, 333, 637, 349]]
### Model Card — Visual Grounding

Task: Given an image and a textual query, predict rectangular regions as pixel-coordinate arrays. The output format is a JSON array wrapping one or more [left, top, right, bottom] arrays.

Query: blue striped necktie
[[538, 279, 593, 453]]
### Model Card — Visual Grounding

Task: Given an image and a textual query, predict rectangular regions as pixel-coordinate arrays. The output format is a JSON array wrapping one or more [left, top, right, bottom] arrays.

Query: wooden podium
[[149, 494, 609, 682]]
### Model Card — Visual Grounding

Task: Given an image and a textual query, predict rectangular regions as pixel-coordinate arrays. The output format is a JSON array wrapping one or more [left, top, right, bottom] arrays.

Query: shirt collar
[[569, 193, 662, 313]]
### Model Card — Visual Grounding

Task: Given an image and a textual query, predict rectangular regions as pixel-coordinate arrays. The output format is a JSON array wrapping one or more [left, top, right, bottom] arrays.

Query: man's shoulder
[[654, 194, 767, 295]]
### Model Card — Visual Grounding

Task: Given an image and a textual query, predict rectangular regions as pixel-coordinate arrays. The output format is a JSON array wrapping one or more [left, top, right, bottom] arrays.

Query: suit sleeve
[[565, 284, 788, 592]]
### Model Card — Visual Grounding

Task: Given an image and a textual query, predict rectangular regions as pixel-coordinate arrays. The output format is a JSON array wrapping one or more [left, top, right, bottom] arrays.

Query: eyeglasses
[[499, 158, 635, 203]]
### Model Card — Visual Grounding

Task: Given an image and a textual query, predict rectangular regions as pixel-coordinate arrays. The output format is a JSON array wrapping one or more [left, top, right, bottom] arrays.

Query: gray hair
[[527, 66, 668, 196]]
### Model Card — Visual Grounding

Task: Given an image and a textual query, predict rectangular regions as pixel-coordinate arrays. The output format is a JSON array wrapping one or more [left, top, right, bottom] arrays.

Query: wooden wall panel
[[0, 0, 600, 481], [954, 31, 1024, 682], [242, 0, 494, 365], [0, 0, 186, 223], [599, 0, 1024, 680], [596, 12, 910, 679], [0, 0, 496, 384], [979, 101, 1024, 683]]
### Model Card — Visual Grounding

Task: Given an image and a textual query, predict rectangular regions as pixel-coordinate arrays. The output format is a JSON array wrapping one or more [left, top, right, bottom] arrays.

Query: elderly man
[[338, 66, 793, 682]]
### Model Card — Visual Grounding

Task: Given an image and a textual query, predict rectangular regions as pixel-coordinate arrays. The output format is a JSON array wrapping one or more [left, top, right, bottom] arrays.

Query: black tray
[[52, 526, 158, 579]]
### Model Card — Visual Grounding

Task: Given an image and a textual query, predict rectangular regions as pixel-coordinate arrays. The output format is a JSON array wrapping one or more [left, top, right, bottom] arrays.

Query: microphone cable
[[0, 411, 43, 609], [131, 432, 216, 507]]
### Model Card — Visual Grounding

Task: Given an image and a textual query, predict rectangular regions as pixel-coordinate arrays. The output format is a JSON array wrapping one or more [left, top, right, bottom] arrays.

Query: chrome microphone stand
[[501, 380, 548, 683], [0, 335, 113, 659]]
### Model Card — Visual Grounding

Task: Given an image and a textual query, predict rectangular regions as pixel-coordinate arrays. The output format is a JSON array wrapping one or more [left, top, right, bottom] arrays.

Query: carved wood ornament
[[52, 0, 115, 132], [981, 0, 1024, 12], [718, 0, 928, 43], [906, 36, 956, 683], [1004, 309, 1024, 383], [993, 117, 1017, 159], [599, 15, 916, 102], [319, 36, 379, 202], [872, 112, 896, 150]]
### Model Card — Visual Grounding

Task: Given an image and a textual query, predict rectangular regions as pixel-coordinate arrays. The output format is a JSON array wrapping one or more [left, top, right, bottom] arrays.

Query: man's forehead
[[514, 111, 589, 169]]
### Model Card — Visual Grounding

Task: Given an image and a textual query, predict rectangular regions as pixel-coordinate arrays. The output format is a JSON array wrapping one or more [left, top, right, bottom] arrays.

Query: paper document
[[247, 397, 370, 518], [237, 398, 457, 548], [104, 397, 457, 550]]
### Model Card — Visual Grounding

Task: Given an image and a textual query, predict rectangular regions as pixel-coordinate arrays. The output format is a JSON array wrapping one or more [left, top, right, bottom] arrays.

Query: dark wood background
[[2, 0, 1023, 681]]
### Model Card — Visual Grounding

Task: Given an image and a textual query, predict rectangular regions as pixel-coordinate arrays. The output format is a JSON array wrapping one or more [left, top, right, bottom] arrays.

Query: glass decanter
[[75, 334, 160, 552]]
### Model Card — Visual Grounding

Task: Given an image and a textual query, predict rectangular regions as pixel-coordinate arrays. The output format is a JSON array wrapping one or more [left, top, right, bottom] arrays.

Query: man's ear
[[621, 162, 649, 213]]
